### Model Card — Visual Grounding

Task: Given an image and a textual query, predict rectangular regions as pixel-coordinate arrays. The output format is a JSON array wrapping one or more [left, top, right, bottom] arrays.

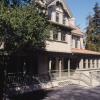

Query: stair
[[58, 81, 73, 86]]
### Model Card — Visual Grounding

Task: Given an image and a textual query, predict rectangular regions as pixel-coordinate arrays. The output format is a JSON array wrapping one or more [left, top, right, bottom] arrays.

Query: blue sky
[[66, 0, 100, 31]]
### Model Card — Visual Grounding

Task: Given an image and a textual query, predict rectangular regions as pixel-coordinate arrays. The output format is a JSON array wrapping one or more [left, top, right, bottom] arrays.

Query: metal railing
[[50, 70, 68, 80], [6, 73, 40, 88], [70, 72, 91, 86], [50, 69, 92, 86], [6, 70, 92, 89], [91, 72, 100, 83]]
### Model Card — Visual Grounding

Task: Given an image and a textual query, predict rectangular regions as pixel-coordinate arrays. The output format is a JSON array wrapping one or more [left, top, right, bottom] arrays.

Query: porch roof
[[48, 20, 75, 30], [72, 48, 100, 55]]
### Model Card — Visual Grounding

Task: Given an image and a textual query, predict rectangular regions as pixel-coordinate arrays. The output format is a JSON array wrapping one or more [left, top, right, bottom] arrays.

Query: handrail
[[70, 72, 91, 86], [50, 69, 91, 86], [91, 73, 100, 81], [6, 70, 92, 88]]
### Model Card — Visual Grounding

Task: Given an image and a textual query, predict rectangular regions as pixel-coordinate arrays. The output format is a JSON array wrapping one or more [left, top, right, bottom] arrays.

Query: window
[[61, 31, 66, 41], [75, 38, 78, 48], [63, 14, 66, 25], [53, 30, 58, 40], [48, 9, 52, 20], [56, 12, 59, 22], [72, 36, 80, 48], [72, 36, 79, 48], [48, 12, 51, 20]]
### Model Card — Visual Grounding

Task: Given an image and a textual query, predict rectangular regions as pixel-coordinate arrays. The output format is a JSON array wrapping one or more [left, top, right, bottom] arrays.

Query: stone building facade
[[34, 0, 100, 87], [2, 1, 100, 93]]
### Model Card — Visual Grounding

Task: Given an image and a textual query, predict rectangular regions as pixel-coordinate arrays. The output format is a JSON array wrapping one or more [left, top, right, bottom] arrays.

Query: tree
[[0, 2, 50, 54], [0, 1, 50, 99], [0, 0, 31, 6], [86, 3, 100, 52]]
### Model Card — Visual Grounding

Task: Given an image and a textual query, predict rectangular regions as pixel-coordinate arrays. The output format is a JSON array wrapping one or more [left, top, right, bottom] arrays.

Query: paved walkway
[[43, 85, 100, 100]]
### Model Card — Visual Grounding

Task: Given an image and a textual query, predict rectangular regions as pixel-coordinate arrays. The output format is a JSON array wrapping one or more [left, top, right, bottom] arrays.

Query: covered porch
[[47, 52, 80, 80], [47, 50, 100, 85]]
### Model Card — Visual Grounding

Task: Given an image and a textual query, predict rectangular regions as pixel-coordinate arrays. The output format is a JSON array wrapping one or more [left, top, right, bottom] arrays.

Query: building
[[34, 0, 100, 87], [4, 0, 100, 97]]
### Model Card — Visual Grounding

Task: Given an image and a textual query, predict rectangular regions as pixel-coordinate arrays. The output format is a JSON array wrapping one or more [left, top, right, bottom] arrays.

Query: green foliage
[[86, 3, 100, 52], [0, 3, 50, 54]]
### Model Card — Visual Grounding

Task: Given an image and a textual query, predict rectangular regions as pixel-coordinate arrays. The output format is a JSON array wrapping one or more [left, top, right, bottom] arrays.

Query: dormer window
[[56, 12, 59, 22], [72, 36, 80, 48]]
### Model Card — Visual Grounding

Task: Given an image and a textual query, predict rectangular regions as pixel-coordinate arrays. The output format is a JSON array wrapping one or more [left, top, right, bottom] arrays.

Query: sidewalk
[[44, 85, 100, 100]]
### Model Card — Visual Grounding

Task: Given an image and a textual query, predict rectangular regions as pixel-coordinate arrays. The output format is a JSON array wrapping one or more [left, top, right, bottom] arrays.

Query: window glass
[[56, 12, 59, 22], [61, 31, 66, 41], [75, 38, 78, 48], [63, 14, 66, 25], [53, 30, 58, 40], [73, 36, 80, 48]]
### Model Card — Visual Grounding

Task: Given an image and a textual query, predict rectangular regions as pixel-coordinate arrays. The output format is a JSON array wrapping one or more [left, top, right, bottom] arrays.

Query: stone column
[[68, 59, 70, 77], [97, 59, 99, 68], [85, 59, 88, 69], [49, 59, 52, 72], [90, 59, 93, 69], [99, 59, 100, 68], [98, 59, 100, 69], [94, 59, 97, 69], [79, 59, 83, 69], [59, 59, 62, 78]]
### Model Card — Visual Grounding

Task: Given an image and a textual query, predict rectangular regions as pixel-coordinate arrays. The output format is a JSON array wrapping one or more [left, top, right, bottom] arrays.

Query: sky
[[66, 0, 100, 31]]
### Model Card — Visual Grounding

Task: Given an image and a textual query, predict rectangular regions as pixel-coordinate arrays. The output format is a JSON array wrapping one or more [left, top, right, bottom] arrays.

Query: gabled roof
[[72, 48, 100, 55], [46, 0, 73, 17], [71, 27, 83, 36], [46, 0, 54, 5]]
